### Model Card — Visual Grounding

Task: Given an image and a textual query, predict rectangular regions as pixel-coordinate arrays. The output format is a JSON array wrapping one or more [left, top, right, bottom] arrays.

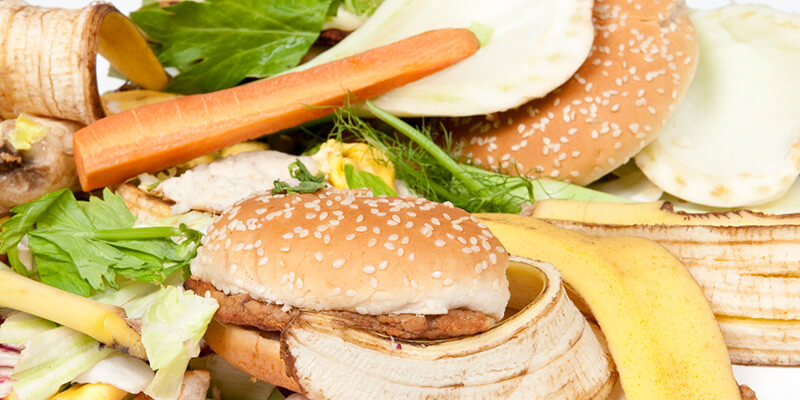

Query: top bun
[[449, 0, 698, 185], [190, 189, 510, 320]]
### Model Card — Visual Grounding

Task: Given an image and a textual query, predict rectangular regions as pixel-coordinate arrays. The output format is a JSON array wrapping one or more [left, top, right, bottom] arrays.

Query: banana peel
[[476, 214, 742, 400], [0, 1, 167, 124], [0, 269, 145, 359], [282, 257, 616, 399], [101, 91, 183, 116], [532, 199, 800, 366]]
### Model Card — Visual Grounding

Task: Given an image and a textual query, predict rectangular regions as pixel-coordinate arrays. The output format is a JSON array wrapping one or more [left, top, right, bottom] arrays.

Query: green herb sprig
[[273, 159, 326, 195], [329, 102, 533, 214], [0, 189, 202, 297]]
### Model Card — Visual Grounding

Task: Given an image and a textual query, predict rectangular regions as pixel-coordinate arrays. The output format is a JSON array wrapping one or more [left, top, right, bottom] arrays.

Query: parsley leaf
[[343, 164, 397, 196], [273, 159, 326, 195], [131, 0, 334, 94], [0, 189, 202, 297]]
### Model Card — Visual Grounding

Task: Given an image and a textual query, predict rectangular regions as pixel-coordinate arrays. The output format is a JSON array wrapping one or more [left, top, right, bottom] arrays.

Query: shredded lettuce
[[11, 326, 112, 400], [1, 283, 218, 400], [142, 286, 218, 400]]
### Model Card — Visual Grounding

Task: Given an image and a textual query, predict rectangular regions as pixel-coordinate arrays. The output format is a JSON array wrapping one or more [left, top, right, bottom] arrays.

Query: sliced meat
[[185, 278, 496, 340]]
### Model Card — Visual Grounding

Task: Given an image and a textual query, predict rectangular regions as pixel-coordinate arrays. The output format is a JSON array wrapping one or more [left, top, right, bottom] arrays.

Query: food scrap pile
[[1, 0, 799, 399]]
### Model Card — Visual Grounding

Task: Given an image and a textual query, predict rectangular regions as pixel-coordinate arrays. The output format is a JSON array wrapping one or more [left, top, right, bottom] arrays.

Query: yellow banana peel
[[476, 213, 741, 400]]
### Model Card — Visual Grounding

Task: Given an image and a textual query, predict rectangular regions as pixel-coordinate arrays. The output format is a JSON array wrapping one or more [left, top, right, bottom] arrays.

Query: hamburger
[[185, 188, 511, 390]]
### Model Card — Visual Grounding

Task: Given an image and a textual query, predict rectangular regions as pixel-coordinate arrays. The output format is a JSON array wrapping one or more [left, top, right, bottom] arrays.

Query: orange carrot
[[74, 28, 479, 191]]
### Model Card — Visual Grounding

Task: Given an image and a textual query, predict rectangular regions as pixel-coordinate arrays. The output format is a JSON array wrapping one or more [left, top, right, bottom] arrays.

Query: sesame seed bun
[[190, 189, 510, 320], [448, 0, 699, 185]]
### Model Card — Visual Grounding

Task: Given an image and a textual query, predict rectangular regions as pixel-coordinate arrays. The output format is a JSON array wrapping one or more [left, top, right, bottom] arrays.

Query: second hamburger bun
[[449, 0, 699, 185], [203, 320, 300, 392]]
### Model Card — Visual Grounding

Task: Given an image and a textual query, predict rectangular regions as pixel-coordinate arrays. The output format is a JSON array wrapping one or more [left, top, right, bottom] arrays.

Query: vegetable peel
[[300, 0, 595, 116]]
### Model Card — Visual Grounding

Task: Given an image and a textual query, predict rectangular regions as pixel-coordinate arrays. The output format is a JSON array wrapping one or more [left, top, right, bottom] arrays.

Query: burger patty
[[185, 278, 497, 340]]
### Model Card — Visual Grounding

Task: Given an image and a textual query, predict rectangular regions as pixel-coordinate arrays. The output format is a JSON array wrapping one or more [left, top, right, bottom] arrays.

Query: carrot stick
[[74, 28, 479, 191]]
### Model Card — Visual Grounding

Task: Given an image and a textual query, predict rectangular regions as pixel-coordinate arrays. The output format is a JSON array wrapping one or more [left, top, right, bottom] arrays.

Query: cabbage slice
[[300, 0, 594, 116], [74, 354, 154, 394], [10, 326, 111, 400]]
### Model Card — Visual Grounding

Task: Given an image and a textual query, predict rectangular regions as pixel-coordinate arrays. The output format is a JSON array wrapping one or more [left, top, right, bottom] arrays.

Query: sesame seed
[[333, 259, 345, 269], [356, 226, 367, 232], [363, 265, 375, 274], [435, 240, 446, 247], [368, 238, 378, 247], [384, 242, 396, 250], [332, 287, 342, 295], [345, 234, 356, 241], [280, 247, 290, 252], [259, 257, 269, 266], [443, 279, 454, 286], [282, 233, 294, 240], [315, 252, 323, 262], [346, 290, 357, 297], [370, 277, 378, 288]]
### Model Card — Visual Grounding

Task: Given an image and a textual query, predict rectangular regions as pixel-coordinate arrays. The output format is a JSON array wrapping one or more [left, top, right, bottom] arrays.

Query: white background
[[25, 0, 800, 398]]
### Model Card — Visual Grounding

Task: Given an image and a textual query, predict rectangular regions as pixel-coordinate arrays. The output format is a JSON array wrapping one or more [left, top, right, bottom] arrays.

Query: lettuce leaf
[[141, 286, 218, 400], [131, 0, 334, 94]]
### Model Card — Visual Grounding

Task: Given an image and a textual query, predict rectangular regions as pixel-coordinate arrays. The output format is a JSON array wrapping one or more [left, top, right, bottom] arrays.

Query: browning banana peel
[[476, 214, 742, 400], [532, 199, 800, 366], [0, 2, 167, 124], [282, 258, 616, 399]]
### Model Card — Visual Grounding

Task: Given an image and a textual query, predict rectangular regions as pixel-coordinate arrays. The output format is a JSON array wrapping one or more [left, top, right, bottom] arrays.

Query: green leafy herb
[[273, 159, 326, 195], [344, 164, 397, 196], [0, 189, 202, 297], [130, 0, 334, 94], [330, 102, 627, 213]]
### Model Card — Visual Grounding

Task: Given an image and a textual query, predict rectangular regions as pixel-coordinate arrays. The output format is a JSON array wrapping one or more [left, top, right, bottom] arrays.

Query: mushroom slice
[[0, 117, 81, 217], [282, 257, 616, 400], [635, 5, 800, 207]]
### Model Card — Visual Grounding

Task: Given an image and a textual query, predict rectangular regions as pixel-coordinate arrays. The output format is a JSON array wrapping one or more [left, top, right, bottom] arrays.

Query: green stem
[[365, 101, 486, 195]]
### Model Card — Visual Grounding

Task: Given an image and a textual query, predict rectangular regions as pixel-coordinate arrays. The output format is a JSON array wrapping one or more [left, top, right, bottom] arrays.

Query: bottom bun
[[204, 320, 300, 392]]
